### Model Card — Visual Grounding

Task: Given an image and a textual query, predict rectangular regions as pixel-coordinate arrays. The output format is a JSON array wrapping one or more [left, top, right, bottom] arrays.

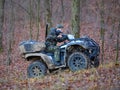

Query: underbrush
[[0, 62, 120, 90]]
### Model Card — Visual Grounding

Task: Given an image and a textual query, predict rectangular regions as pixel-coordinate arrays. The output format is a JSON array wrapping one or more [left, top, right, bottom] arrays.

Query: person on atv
[[45, 24, 68, 62]]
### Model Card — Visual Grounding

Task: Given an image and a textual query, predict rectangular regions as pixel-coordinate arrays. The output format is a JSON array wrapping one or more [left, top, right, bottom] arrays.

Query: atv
[[19, 34, 100, 78]]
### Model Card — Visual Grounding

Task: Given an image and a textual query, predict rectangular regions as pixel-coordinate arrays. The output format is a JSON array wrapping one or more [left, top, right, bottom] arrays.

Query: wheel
[[67, 52, 90, 72], [91, 57, 100, 68], [27, 61, 47, 78]]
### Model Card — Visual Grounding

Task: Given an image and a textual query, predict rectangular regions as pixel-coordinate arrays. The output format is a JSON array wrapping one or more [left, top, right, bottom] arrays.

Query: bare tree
[[115, 1, 120, 65], [60, 0, 65, 23], [99, 0, 105, 64], [115, 21, 120, 65], [0, 0, 5, 52], [6, 0, 15, 65], [36, 0, 41, 41], [44, 0, 52, 33], [110, 0, 117, 38], [29, 0, 33, 40], [71, 0, 80, 38]]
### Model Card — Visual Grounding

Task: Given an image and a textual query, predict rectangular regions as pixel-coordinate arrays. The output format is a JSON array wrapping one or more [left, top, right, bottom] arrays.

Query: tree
[[44, 0, 52, 34], [36, 0, 41, 41], [6, 0, 15, 65], [29, 0, 33, 40], [110, 0, 117, 38], [115, 1, 120, 65], [99, 0, 105, 64], [71, 0, 80, 38], [60, 0, 65, 23], [0, 0, 5, 52], [115, 20, 120, 65]]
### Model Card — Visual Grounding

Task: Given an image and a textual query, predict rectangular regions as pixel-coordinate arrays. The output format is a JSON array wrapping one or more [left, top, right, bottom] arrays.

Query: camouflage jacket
[[45, 28, 67, 47]]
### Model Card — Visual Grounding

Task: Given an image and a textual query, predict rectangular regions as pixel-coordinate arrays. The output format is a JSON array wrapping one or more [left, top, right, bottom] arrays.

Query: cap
[[56, 24, 64, 28]]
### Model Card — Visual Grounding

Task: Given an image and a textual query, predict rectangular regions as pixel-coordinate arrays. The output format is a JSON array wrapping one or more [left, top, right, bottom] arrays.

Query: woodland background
[[0, 0, 120, 90]]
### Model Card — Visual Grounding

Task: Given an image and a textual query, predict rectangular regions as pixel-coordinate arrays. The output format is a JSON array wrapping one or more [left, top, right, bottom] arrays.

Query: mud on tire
[[67, 52, 90, 72], [27, 61, 47, 78]]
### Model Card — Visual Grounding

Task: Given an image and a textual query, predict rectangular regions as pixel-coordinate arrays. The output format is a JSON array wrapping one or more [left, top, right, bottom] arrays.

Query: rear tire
[[27, 61, 47, 78], [67, 52, 90, 72]]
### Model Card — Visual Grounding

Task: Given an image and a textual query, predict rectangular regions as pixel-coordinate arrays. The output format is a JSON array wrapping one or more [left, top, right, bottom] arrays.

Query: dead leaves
[[0, 57, 120, 90]]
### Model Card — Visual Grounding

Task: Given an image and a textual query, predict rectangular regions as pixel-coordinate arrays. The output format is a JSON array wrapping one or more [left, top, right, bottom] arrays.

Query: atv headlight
[[67, 34, 75, 40]]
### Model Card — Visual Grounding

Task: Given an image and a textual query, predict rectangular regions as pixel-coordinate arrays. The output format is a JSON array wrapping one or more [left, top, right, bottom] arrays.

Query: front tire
[[27, 61, 47, 78], [67, 52, 90, 72]]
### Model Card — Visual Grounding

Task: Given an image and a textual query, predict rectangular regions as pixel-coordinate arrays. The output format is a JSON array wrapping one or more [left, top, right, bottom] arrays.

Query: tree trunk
[[60, 0, 65, 24], [100, 0, 105, 64], [6, 0, 15, 65], [110, 0, 117, 38], [0, 0, 5, 52], [71, 0, 80, 38], [44, 0, 52, 34], [115, 21, 120, 65], [115, 1, 120, 65], [36, 0, 40, 41], [29, 0, 33, 40]]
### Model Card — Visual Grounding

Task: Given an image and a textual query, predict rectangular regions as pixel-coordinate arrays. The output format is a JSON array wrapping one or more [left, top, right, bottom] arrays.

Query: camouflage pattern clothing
[[45, 28, 67, 61]]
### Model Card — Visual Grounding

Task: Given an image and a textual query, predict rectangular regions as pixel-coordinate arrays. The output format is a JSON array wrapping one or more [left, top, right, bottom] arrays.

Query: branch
[[11, 0, 30, 15]]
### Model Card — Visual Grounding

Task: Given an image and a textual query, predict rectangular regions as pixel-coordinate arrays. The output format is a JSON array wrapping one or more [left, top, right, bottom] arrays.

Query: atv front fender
[[25, 53, 55, 69]]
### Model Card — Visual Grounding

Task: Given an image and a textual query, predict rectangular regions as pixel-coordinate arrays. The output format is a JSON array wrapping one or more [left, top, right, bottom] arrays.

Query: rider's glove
[[62, 34, 68, 40]]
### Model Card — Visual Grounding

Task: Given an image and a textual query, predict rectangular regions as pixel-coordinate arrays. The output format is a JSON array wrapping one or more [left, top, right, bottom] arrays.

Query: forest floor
[[0, 62, 120, 90]]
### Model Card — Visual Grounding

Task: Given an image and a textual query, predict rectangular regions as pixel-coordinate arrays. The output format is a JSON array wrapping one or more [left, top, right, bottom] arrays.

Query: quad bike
[[19, 34, 100, 78]]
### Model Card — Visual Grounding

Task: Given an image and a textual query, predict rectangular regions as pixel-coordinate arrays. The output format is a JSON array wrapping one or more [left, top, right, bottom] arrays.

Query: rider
[[45, 24, 68, 62]]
